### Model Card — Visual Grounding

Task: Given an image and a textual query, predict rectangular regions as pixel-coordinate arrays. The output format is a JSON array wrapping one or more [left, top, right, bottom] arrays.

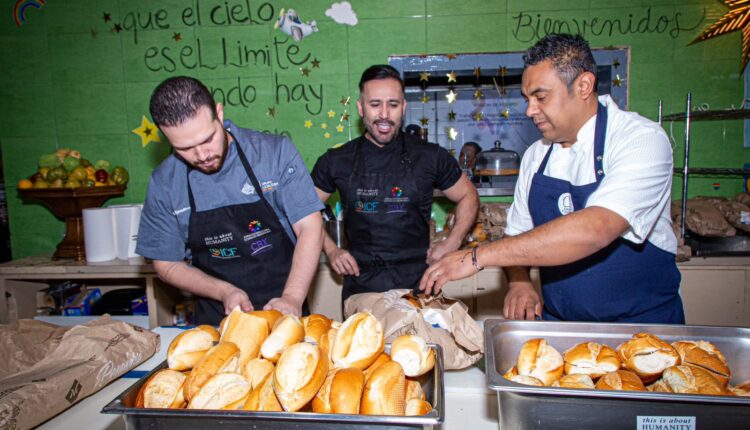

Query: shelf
[[661, 108, 750, 122], [673, 168, 750, 176]]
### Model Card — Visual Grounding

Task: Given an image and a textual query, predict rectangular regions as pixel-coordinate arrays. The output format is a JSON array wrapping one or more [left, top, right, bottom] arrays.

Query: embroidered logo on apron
[[243, 220, 272, 241], [209, 247, 240, 259], [383, 185, 410, 213], [204, 232, 233, 246], [354, 200, 379, 213], [249, 237, 273, 255], [557, 192, 574, 215]]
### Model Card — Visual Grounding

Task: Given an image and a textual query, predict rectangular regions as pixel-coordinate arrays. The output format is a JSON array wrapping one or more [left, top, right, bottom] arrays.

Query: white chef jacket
[[505, 95, 677, 254]]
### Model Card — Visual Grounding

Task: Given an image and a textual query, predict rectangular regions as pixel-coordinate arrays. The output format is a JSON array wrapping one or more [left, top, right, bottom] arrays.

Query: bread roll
[[242, 357, 275, 391], [302, 314, 333, 344], [671, 340, 730, 385], [242, 372, 283, 411], [516, 338, 564, 386], [331, 312, 384, 370], [563, 342, 620, 379], [405, 398, 432, 416], [139, 369, 187, 408], [319, 327, 337, 367], [617, 333, 680, 383], [360, 361, 406, 415], [261, 315, 304, 362], [405, 378, 426, 401], [220, 307, 270, 366], [728, 385, 750, 396], [250, 309, 283, 330], [187, 372, 250, 410], [661, 365, 730, 395], [273, 342, 329, 412], [167, 326, 217, 371], [364, 352, 392, 382], [503, 367, 544, 386], [390, 334, 436, 377], [595, 370, 646, 391], [647, 379, 673, 393], [184, 342, 241, 401], [312, 367, 365, 414], [552, 373, 595, 389]]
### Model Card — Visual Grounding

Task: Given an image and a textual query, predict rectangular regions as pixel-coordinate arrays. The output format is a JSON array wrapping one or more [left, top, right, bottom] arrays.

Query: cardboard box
[[63, 287, 102, 316]]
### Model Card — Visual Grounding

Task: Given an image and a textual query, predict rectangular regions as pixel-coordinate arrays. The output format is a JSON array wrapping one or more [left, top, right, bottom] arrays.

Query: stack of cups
[[82, 204, 143, 263]]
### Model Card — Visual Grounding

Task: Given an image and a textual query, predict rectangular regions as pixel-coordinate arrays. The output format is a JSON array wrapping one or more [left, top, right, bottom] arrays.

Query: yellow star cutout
[[419, 71, 431, 82], [328, 110, 336, 118], [311, 58, 320, 68], [421, 93, 430, 104], [300, 67, 310, 76], [445, 89, 457, 104], [267, 107, 277, 117], [324, 132, 331, 139], [473, 89, 484, 99], [132, 115, 161, 147], [501, 108, 510, 119], [473, 111, 484, 122], [321, 123, 327, 129], [446, 71, 457, 83], [473, 67, 481, 79], [447, 110, 456, 121], [499, 66, 508, 77], [336, 124, 344, 132], [692, 0, 750, 71], [420, 117, 429, 126], [446, 127, 458, 140], [304, 120, 313, 128], [612, 74, 624, 87]]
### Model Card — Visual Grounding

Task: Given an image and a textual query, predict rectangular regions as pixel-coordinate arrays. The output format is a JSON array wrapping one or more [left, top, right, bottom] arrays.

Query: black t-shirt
[[311, 133, 462, 205]]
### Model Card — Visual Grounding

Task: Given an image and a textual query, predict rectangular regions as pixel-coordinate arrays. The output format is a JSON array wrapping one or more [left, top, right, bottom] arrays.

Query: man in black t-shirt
[[311, 65, 479, 300]]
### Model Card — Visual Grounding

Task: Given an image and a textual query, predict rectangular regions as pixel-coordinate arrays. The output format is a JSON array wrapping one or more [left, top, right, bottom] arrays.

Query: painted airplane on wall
[[274, 8, 318, 42]]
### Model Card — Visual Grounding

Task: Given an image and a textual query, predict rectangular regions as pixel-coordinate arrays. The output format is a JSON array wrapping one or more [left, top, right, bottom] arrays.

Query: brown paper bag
[[344, 289, 484, 370], [0, 316, 160, 430]]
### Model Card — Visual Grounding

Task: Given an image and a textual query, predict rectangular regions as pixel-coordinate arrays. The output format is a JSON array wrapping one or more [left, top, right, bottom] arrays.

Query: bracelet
[[471, 246, 484, 272]]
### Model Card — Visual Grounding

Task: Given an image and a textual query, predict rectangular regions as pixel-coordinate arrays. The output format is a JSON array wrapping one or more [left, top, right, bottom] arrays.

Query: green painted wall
[[1, 0, 747, 258]]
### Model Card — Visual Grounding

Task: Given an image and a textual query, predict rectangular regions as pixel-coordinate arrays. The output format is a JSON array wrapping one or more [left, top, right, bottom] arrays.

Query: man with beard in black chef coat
[[311, 65, 479, 301]]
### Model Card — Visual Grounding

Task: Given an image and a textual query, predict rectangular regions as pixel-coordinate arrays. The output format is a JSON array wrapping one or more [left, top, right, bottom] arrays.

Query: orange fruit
[[17, 179, 33, 189]]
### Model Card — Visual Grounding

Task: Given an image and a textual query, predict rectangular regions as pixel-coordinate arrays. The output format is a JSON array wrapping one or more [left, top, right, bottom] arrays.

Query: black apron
[[341, 133, 429, 300], [186, 137, 299, 325], [528, 102, 684, 323]]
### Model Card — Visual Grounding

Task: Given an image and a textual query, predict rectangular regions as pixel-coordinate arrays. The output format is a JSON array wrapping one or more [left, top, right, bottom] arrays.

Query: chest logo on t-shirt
[[383, 185, 410, 213], [241, 182, 256, 195], [260, 180, 278, 193], [558, 192, 574, 215], [243, 220, 272, 242]]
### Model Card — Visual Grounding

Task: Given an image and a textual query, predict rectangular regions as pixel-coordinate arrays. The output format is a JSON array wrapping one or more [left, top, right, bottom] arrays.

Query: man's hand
[[220, 287, 253, 315], [426, 238, 460, 265], [327, 247, 360, 276], [503, 281, 542, 320], [419, 249, 475, 295], [264, 294, 303, 316]]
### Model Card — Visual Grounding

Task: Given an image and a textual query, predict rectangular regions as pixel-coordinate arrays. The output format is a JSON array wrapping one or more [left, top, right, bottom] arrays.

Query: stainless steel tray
[[102, 344, 444, 430], [484, 320, 750, 430]]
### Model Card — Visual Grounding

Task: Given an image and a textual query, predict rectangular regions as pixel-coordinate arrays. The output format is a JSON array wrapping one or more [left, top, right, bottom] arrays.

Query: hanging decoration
[[420, 117, 429, 126], [274, 8, 318, 42], [446, 127, 458, 140], [445, 89, 457, 104], [132, 116, 161, 148], [612, 74, 624, 87], [14, 0, 46, 27], [446, 71, 457, 83], [691, 0, 750, 71], [421, 93, 431, 104], [447, 110, 456, 121]]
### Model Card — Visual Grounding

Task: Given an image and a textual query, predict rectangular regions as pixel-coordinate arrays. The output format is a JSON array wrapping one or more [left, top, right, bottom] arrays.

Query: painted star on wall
[[328, 110, 336, 118], [311, 58, 320, 68], [692, 0, 750, 71], [336, 124, 344, 132], [132, 116, 161, 147], [267, 106, 277, 117], [173, 32, 182, 42]]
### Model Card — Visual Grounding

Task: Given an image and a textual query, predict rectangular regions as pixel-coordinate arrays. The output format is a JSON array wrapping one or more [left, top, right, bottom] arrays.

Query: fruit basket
[[18, 186, 126, 261]]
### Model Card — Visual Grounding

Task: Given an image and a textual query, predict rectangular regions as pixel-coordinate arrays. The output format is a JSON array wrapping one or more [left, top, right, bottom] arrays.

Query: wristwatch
[[471, 246, 484, 272]]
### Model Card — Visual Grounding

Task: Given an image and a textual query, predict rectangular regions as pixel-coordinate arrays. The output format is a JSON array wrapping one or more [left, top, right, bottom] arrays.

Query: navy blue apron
[[186, 135, 305, 326], [528, 103, 684, 323], [340, 133, 429, 300]]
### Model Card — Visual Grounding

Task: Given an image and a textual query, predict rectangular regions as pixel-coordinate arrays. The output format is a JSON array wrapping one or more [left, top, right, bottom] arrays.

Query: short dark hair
[[462, 142, 482, 154], [358, 65, 404, 92], [149, 76, 217, 127], [523, 33, 597, 91]]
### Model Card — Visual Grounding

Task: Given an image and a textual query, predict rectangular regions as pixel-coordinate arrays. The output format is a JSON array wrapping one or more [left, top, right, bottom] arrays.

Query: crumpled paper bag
[[0, 316, 160, 430], [344, 289, 483, 370]]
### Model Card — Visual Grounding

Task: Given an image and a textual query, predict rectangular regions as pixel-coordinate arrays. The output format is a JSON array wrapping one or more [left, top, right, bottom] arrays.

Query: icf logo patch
[[209, 248, 240, 259]]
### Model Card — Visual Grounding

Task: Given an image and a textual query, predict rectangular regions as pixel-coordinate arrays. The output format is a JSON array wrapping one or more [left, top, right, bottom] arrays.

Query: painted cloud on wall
[[326, 1, 358, 26]]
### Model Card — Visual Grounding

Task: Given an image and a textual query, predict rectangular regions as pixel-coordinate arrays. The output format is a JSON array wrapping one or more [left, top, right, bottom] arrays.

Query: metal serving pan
[[484, 320, 750, 430], [102, 344, 444, 430]]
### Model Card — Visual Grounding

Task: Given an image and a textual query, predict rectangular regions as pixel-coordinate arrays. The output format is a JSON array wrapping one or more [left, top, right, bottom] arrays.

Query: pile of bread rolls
[[503, 333, 750, 397], [136, 308, 436, 416]]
